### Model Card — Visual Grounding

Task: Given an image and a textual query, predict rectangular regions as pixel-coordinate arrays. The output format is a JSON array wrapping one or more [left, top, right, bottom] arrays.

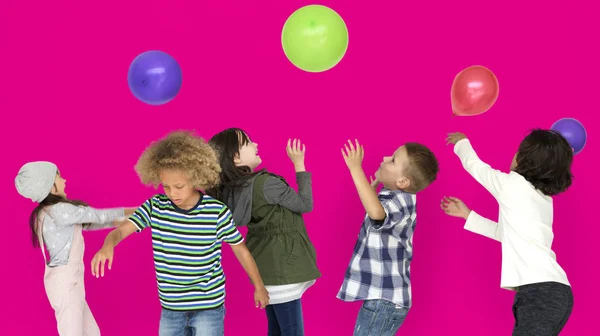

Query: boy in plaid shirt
[[338, 139, 439, 336]]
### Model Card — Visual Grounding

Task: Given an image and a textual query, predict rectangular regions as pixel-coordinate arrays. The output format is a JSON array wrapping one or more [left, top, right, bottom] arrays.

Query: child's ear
[[233, 154, 242, 165], [396, 177, 410, 190]]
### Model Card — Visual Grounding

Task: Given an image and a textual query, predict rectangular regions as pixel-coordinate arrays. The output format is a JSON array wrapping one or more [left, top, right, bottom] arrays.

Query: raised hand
[[287, 138, 306, 172], [341, 139, 364, 171], [369, 174, 379, 189], [440, 196, 471, 219], [446, 132, 467, 145]]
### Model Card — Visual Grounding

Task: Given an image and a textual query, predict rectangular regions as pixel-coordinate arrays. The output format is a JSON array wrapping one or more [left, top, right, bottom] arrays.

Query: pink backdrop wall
[[1, 0, 597, 335]]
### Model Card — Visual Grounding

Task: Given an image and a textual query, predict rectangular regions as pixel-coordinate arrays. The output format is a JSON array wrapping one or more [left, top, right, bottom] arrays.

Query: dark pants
[[266, 299, 304, 336], [513, 282, 574, 336]]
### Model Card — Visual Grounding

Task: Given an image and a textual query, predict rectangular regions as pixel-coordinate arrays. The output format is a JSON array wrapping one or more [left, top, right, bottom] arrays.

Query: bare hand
[[254, 286, 270, 309], [286, 139, 306, 171], [91, 246, 114, 278], [342, 139, 364, 171], [446, 132, 467, 145], [440, 196, 471, 219], [369, 174, 379, 189]]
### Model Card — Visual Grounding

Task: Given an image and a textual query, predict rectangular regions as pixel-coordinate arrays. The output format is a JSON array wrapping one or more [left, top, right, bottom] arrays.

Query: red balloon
[[451, 65, 499, 116]]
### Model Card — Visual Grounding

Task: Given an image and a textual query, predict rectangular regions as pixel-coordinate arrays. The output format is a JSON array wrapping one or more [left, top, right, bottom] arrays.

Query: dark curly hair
[[513, 129, 573, 196]]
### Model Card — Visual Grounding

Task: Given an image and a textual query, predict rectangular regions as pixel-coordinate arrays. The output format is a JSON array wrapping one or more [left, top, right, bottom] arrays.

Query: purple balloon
[[551, 118, 587, 154], [128, 50, 182, 105]]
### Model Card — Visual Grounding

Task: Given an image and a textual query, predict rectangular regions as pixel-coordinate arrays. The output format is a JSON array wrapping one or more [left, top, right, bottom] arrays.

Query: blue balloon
[[551, 118, 587, 154], [127, 50, 182, 105]]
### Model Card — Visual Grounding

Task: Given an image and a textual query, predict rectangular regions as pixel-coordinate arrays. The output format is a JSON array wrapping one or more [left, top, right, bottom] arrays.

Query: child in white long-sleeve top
[[442, 129, 574, 336]]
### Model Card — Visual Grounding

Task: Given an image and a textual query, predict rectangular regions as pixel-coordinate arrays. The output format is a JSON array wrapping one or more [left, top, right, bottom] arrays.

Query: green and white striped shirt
[[129, 193, 243, 311]]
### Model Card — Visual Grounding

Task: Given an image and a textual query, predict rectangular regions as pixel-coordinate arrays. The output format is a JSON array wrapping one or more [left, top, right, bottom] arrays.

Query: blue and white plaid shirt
[[337, 188, 417, 308]]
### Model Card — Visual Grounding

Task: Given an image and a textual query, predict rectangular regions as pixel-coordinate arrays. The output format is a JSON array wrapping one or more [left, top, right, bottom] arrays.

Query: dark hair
[[404, 142, 439, 193], [29, 194, 88, 248], [513, 129, 573, 196], [207, 128, 265, 201]]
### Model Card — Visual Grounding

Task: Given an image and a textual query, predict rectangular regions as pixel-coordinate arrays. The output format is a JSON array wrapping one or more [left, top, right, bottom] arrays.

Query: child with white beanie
[[15, 161, 135, 336]]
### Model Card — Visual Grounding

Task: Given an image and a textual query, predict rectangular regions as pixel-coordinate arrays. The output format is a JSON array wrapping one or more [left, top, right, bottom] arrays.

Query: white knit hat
[[15, 161, 58, 203]]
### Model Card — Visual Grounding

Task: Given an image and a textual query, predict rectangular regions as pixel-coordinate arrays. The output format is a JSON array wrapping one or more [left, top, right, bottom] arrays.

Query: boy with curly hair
[[91, 131, 269, 336]]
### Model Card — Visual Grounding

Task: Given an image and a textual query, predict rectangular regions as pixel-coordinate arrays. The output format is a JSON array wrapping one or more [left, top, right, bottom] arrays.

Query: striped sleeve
[[128, 198, 153, 232], [216, 205, 244, 245]]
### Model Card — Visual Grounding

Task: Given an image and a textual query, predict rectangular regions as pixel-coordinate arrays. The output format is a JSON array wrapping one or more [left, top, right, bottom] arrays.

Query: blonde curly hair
[[134, 131, 221, 190]]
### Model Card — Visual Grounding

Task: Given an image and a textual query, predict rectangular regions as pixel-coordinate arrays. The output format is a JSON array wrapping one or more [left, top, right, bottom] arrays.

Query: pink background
[[1, 0, 597, 335]]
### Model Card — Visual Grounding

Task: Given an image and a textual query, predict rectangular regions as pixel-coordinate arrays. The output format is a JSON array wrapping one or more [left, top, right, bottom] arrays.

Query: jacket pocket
[[285, 239, 301, 265]]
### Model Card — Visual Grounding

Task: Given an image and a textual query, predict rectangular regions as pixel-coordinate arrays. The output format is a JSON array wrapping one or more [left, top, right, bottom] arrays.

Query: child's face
[[377, 145, 411, 190], [160, 169, 198, 209], [235, 133, 261, 170], [51, 171, 67, 198]]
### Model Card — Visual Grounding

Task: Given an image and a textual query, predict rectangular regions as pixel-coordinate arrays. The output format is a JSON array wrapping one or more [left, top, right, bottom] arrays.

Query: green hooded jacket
[[223, 171, 321, 285]]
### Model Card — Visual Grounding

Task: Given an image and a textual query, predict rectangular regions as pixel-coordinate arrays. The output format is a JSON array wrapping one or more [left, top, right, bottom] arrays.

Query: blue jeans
[[353, 300, 409, 336], [158, 305, 225, 336], [266, 299, 304, 336]]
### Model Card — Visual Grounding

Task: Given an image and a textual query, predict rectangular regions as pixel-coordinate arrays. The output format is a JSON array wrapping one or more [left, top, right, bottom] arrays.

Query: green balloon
[[281, 5, 349, 73]]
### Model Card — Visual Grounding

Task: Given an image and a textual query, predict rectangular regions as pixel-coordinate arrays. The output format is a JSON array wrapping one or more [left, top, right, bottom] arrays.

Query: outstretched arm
[[216, 205, 269, 308], [441, 196, 501, 242], [84, 208, 138, 230], [230, 243, 270, 309], [91, 200, 153, 277], [447, 133, 510, 198], [91, 221, 138, 277], [342, 139, 386, 220], [464, 211, 501, 242], [49, 203, 125, 228], [264, 138, 314, 214], [263, 173, 313, 213]]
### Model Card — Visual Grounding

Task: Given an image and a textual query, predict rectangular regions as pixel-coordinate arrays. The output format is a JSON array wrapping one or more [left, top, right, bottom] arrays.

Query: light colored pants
[[44, 268, 100, 336], [39, 219, 101, 335], [353, 300, 409, 336]]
